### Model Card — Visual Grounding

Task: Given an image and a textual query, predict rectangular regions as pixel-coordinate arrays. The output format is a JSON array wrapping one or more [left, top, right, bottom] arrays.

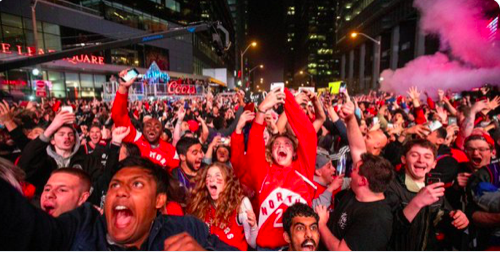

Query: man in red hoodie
[[244, 88, 317, 250], [111, 69, 179, 171]]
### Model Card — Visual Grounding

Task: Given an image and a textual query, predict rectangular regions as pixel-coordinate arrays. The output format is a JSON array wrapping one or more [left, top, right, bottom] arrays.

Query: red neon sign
[[65, 55, 104, 65], [1, 80, 27, 86], [167, 81, 196, 95], [0, 42, 105, 65]]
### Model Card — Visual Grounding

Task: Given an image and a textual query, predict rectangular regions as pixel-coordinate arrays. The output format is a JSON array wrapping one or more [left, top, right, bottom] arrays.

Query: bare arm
[[312, 94, 326, 133], [473, 211, 500, 227], [339, 101, 366, 164]]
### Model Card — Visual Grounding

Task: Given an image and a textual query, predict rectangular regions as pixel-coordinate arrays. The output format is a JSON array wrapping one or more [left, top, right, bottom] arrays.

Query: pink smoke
[[380, 0, 500, 95]]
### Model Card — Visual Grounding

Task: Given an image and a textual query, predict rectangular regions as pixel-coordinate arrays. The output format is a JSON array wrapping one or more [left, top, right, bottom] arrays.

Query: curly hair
[[187, 162, 243, 229]]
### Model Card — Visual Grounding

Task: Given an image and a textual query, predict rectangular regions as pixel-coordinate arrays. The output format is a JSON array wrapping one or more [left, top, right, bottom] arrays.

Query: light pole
[[240, 41, 257, 87], [31, 0, 40, 56], [299, 70, 314, 86], [351, 32, 381, 90], [248, 64, 263, 90]]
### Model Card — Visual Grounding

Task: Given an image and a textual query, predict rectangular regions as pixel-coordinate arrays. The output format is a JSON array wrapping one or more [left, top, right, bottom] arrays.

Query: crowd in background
[[0, 68, 499, 251]]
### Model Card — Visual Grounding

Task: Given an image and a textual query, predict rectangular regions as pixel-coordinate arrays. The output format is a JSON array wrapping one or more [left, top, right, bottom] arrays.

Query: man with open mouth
[[385, 139, 469, 251], [455, 129, 500, 250], [111, 69, 179, 171], [282, 203, 320, 251], [40, 167, 91, 217], [0, 157, 236, 251]]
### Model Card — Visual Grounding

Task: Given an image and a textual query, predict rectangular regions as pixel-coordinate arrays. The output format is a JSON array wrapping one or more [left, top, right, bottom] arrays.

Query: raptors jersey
[[112, 92, 179, 171], [206, 206, 248, 251], [244, 88, 317, 249]]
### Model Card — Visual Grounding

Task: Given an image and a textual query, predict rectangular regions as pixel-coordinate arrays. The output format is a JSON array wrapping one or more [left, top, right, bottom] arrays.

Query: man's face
[[316, 161, 336, 184], [215, 146, 229, 163], [465, 140, 493, 169], [40, 172, 89, 217], [272, 136, 295, 167], [89, 127, 102, 145], [401, 145, 436, 182], [206, 165, 226, 200], [365, 130, 387, 156], [105, 167, 165, 249], [284, 216, 320, 251], [182, 144, 204, 172], [143, 119, 162, 144], [426, 130, 444, 146], [50, 127, 75, 152]]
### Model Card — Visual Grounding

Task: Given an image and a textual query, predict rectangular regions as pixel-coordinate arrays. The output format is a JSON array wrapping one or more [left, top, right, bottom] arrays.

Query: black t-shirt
[[327, 190, 393, 251]]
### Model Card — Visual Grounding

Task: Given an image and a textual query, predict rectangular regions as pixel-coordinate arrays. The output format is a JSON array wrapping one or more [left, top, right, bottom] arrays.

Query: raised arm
[[111, 69, 139, 143], [284, 89, 317, 181], [338, 100, 366, 165]]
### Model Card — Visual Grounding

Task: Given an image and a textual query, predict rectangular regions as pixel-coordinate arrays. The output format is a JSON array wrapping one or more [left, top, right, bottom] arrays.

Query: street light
[[351, 32, 381, 90], [240, 41, 257, 87], [249, 64, 264, 75], [300, 70, 313, 86]]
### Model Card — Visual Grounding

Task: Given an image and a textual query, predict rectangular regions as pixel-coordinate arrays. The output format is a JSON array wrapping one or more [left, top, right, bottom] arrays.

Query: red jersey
[[245, 88, 317, 249], [313, 181, 341, 211], [112, 92, 179, 171], [205, 205, 248, 251]]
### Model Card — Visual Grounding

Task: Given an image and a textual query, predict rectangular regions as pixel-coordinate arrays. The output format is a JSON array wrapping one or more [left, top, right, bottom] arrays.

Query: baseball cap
[[316, 148, 330, 169]]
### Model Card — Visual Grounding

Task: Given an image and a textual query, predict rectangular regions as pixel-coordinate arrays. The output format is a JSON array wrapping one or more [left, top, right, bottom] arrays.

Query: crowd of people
[[0, 68, 499, 251]]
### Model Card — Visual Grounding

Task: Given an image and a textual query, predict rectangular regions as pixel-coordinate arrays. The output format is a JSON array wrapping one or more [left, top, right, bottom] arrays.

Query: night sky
[[247, 0, 285, 89]]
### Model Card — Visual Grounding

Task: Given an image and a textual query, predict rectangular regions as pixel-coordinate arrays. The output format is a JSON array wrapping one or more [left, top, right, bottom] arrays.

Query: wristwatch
[[257, 107, 266, 114]]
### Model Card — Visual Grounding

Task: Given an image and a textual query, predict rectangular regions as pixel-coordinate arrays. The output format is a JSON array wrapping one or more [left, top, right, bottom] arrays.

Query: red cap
[[187, 120, 199, 133], [465, 129, 495, 147]]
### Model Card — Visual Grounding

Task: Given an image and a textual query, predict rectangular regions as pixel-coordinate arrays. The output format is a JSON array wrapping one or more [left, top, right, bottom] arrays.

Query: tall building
[[283, 0, 338, 89], [0, 0, 235, 99], [227, 0, 249, 82], [335, 0, 438, 94]]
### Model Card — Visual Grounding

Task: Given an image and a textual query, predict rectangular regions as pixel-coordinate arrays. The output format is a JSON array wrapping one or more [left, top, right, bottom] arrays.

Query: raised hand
[[407, 86, 421, 100], [118, 69, 137, 89], [258, 88, 285, 113], [44, 110, 76, 138], [0, 100, 13, 125], [436, 106, 448, 123], [437, 89, 445, 101], [338, 101, 355, 121], [111, 126, 130, 145], [236, 110, 255, 133], [404, 124, 431, 138], [488, 96, 500, 111]]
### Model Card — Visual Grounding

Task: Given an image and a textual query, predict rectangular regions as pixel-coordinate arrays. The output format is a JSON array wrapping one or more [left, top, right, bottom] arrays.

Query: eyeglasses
[[465, 147, 491, 153]]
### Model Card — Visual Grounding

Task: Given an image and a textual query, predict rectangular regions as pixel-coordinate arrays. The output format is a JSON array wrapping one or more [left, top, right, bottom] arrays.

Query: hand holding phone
[[120, 68, 139, 83]]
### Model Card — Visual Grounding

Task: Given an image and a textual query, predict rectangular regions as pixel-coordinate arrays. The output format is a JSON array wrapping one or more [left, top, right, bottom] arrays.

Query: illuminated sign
[[1, 80, 27, 86], [0, 42, 105, 65], [65, 55, 104, 65], [167, 81, 196, 95]]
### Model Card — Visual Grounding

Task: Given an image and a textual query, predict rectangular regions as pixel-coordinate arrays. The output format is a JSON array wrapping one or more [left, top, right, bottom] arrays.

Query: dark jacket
[[386, 171, 454, 251], [17, 134, 104, 195], [0, 178, 236, 251]]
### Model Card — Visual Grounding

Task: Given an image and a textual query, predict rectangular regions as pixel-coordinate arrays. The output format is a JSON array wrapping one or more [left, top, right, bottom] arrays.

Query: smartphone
[[61, 106, 73, 113], [425, 173, 442, 185], [270, 82, 285, 92], [337, 154, 346, 175], [220, 137, 230, 146], [428, 120, 443, 132], [299, 87, 315, 94], [121, 68, 139, 83], [373, 117, 379, 125], [339, 82, 347, 94], [448, 117, 457, 126]]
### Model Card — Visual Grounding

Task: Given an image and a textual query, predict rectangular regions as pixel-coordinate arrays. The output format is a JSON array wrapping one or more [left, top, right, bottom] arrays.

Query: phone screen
[[339, 83, 347, 93], [121, 69, 139, 82]]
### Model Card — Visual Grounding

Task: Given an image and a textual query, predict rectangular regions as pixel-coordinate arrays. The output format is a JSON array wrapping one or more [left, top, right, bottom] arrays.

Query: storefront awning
[[209, 77, 226, 87]]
